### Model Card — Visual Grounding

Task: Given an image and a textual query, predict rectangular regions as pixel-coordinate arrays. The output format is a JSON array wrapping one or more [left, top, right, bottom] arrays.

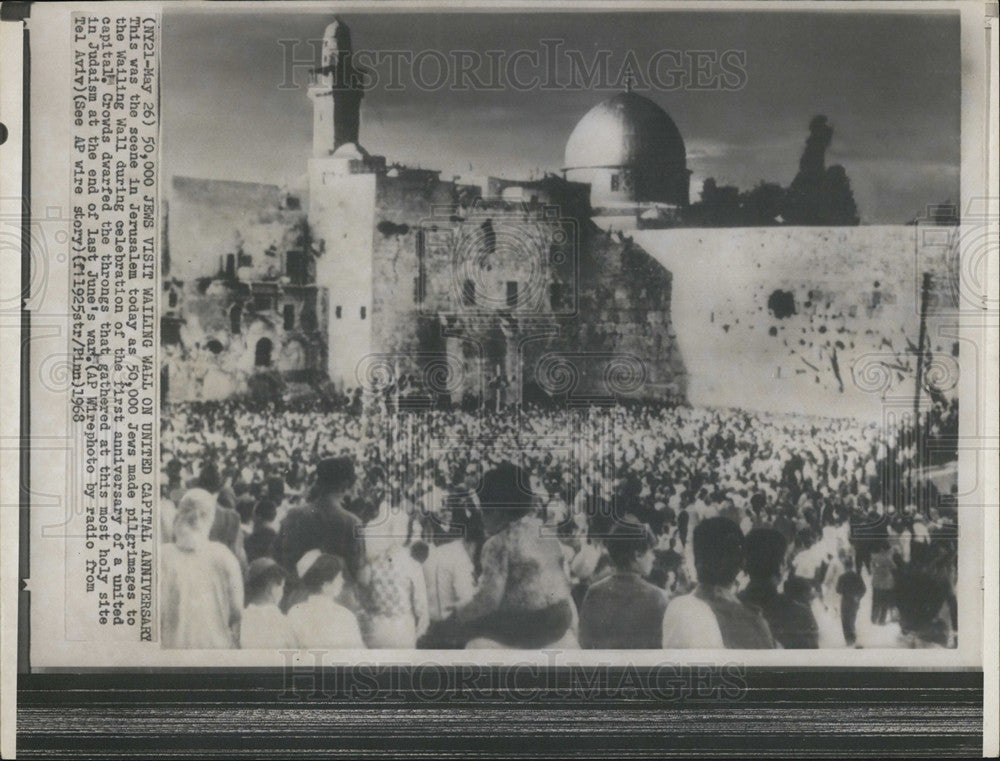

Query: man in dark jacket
[[277, 457, 365, 608], [739, 528, 819, 648], [580, 519, 669, 649], [836, 556, 867, 647]]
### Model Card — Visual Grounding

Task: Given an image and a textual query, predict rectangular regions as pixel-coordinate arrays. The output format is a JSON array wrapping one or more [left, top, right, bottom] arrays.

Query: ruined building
[[160, 178, 327, 401], [161, 18, 689, 406]]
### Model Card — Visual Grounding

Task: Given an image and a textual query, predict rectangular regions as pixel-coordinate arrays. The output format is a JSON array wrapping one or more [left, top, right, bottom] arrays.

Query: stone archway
[[254, 337, 273, 367]]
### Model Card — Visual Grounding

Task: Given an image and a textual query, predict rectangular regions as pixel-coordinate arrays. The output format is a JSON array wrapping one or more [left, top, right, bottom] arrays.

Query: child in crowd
[[287, 550, 365, 649], [240, 558, 297, 649], [649, 530, 688, 595], [783, 576, 816, 616]]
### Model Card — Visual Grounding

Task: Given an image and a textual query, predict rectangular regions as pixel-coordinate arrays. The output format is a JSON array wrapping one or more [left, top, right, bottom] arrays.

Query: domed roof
[[563, 92, 686, 170]]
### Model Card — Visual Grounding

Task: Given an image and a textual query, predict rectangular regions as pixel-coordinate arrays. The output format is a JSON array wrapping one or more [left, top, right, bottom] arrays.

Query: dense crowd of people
[[159, 396, 959, 650]]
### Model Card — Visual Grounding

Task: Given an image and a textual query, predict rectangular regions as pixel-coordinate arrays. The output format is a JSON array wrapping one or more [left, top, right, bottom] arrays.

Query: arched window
[[255, 338, 273, 367], [230, 304, 242, 335], [360, 306, 367, 320], [506, 281, 518, 308], [462, 279, 476, 306], [168, 290, 178, 308]]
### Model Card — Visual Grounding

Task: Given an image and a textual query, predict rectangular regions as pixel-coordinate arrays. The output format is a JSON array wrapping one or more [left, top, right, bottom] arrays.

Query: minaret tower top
[[309, 17, 363, 157]]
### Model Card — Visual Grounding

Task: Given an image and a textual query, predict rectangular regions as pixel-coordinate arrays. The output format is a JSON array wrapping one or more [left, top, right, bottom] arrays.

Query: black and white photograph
[[156, 8, 965, 654], [1, 0, 996, 757]]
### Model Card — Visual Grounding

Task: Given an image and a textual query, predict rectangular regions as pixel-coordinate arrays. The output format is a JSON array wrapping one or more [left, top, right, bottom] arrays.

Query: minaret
[[307, 18, 382, 389], [309, 18, 363, 157]]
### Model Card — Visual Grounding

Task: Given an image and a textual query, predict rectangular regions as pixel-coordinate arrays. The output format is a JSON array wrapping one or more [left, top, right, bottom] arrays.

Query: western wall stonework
[[633, 225, 959, 422], [161, 171, 955, 419], [368, 178, 688, 406]]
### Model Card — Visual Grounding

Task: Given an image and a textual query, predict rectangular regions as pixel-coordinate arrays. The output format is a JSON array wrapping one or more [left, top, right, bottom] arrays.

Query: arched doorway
[[230, 304, 242, 334], [484, 322, 508, 411], [484, 322, 507, 375], [254, 337, 273, 367]]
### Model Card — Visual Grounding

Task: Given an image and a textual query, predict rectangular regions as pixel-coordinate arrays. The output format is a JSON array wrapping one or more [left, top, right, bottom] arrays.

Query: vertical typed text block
[[67, 14, 159, 642]]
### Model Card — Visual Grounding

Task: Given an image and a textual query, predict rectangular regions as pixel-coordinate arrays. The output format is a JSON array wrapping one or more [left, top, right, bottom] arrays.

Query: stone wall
[[368, 177, 687, 406], [163, 176, 948, 420], [166, 177, 309, 282], [632, 225, 958, 421], [161, 279, 327, 402], [161, 176, 328, 402]]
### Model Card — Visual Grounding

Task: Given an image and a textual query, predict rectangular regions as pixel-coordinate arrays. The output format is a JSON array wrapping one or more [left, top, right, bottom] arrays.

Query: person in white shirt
[[662, 517, 776, 649], [790, 530, 828, 592], [418, 509, 481, 648], [287, 550, 365, 650], [161, 488, 243, 650], [424, 531, 477, 623], [240, 558, 297, 649], [355, 501, 429, 648]]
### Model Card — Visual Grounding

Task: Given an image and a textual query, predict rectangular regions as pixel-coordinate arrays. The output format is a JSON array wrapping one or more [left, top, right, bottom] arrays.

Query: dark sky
[[162, 9, 960, 224]]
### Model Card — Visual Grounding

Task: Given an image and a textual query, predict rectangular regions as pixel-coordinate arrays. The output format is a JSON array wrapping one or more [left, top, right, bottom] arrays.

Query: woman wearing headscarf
[[354, 501, 429, 648], [452, 462, 578, 649], [160, 488, 244, 649]]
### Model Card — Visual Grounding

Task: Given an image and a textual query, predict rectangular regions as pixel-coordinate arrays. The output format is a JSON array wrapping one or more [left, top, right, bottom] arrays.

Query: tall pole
[[912, 272, 933, 509], [495, 363, 502, 415]]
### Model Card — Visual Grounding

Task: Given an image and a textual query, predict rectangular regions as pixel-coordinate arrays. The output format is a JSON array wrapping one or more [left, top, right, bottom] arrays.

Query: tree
[[739, 182, 786, 226], [783, 116, 859, 225], [820, 164, 860, 226], [687, 178, 742, 226]]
